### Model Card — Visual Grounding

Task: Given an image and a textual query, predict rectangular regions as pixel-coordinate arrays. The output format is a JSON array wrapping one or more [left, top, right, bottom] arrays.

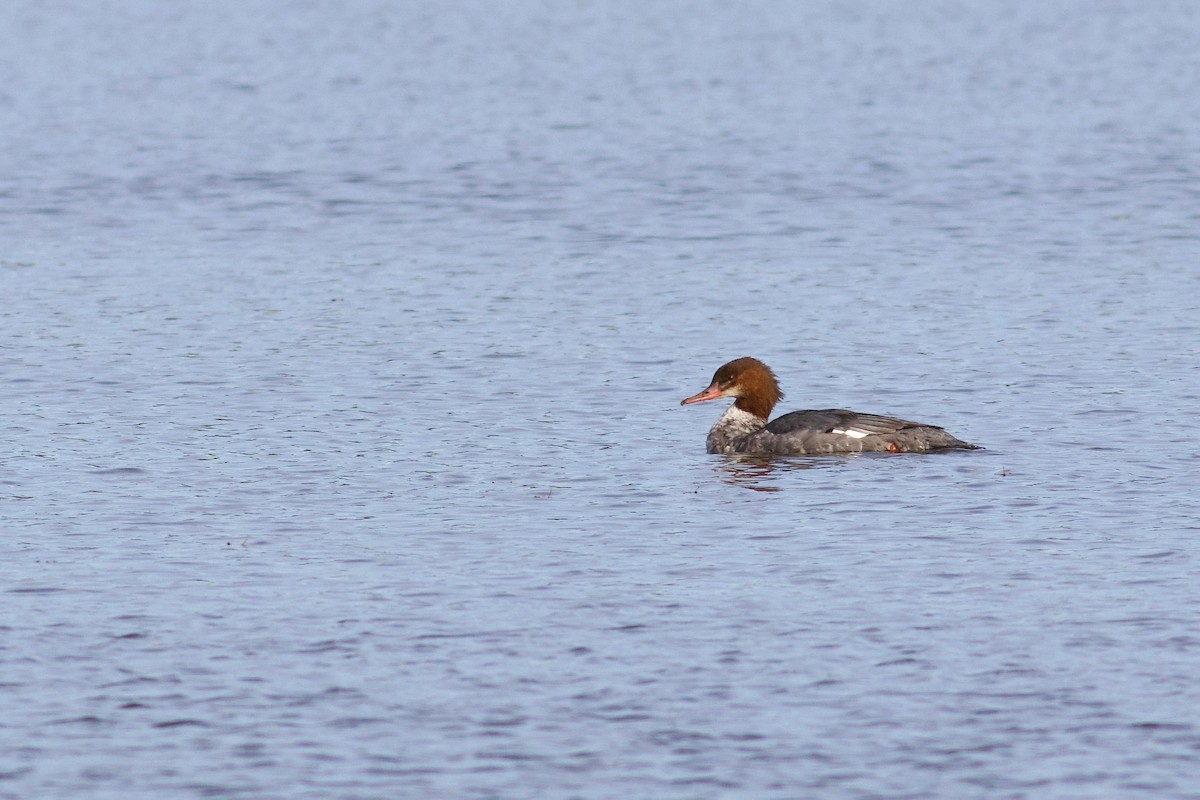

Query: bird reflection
[[713, 454, 821, 492]]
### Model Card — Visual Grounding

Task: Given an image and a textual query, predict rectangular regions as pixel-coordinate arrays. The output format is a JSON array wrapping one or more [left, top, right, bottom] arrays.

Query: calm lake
[[3, 1, 1200, 798]]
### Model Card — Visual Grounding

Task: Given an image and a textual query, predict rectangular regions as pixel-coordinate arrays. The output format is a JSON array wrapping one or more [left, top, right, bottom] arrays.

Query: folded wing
[[764, 409, 943, 438]]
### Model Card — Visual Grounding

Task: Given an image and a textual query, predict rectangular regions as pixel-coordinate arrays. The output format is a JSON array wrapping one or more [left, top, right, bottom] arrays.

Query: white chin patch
[[832, 428, 870, 439]]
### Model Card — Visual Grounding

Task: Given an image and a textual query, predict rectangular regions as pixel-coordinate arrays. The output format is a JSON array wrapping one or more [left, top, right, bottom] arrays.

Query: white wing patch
[[832, 427, 870, 439]]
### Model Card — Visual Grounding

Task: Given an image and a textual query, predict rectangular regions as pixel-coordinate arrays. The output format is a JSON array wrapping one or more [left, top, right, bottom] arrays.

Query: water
[[4, 1, 1200, 798]]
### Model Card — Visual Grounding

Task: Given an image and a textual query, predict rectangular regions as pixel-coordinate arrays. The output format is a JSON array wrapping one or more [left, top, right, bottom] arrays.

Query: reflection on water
[[711, 450, 965, 492], [712, 454, 820, 492]]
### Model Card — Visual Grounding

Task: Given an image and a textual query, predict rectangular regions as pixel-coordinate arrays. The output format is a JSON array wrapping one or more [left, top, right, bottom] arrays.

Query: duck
[[681, 357, 979, 455]]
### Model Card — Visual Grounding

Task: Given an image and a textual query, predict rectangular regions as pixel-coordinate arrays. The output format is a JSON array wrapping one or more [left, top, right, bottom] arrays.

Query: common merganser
[[681, 357, 979, 455]]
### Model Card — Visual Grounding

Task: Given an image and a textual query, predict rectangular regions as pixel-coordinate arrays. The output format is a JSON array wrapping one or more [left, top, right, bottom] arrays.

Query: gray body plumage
[[705, 405, 978, 455]]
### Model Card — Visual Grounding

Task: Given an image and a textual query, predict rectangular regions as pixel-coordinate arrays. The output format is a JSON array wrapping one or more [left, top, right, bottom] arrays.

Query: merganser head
[[680, 357, 784, 420]]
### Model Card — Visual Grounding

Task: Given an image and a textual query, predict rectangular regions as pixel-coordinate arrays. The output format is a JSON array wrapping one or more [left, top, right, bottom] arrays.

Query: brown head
[[679, 357, 785, 420]]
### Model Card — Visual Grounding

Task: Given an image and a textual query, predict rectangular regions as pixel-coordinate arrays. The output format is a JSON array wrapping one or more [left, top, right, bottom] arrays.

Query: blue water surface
[[3, 2, 1200, 798]]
